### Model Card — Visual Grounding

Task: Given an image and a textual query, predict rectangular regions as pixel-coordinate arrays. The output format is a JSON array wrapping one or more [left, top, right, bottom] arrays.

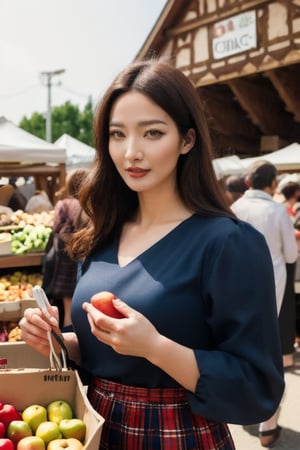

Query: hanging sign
[[212, 10, 257, 60]]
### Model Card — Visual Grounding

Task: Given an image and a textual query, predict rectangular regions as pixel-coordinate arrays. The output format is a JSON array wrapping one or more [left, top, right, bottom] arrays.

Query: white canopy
[[0, 116, 66, 163], [212, 155, 246, 179], [54, 133, 95, 170], [241, 142, 300, 172]]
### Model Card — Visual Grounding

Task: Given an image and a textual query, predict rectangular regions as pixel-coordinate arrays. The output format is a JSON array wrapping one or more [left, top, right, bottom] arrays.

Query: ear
[[180, 128, 196, 155], [271, 179, 278, 192]]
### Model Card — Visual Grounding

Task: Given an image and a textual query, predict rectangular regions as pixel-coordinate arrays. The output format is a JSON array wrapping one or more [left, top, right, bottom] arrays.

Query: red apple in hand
[[0, 403, 22, 429], [91, 291, 125, 319], [0, 439, 14, 450]]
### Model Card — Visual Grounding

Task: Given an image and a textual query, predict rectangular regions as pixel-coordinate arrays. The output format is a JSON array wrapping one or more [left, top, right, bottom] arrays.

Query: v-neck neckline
[[116, 213, 196, 268]]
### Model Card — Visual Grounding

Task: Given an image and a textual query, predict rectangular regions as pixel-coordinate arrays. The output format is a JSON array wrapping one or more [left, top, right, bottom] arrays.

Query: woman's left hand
[[82, 298, 160, 359]]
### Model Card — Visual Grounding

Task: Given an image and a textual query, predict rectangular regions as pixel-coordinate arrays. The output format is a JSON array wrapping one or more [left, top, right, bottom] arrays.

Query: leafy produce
[[10, 225, 52, 255], [91, 291, 125, 319]]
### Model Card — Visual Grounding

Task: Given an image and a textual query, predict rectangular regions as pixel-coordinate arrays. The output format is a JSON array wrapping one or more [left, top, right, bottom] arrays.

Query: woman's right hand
[[19, 306, 59, 357]]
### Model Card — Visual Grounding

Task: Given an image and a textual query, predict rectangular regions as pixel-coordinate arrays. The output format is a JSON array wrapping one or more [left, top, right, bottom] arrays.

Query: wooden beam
[[200, 85, 260, 138], [264, 65, 300, 122], [226, 76, 298, 137]]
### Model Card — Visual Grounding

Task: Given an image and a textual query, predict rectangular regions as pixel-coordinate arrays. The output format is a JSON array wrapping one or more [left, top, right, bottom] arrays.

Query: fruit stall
[[0, 209, 54, 344]]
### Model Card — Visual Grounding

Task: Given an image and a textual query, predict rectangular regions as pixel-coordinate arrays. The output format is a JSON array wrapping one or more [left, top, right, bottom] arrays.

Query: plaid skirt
[[88, 378, 235, 450]]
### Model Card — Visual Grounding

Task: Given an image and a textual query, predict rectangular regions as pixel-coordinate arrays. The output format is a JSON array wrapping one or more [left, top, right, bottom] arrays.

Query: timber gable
[[137, 0, 300, 157]]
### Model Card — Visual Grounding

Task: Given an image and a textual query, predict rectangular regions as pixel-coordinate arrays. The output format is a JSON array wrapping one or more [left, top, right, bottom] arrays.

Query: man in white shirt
[[232, 161, 298, 313], [231, 160, 298, 447]]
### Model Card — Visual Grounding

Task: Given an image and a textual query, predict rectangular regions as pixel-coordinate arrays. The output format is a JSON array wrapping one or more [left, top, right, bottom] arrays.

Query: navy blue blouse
[[71, 214, 284, 424]]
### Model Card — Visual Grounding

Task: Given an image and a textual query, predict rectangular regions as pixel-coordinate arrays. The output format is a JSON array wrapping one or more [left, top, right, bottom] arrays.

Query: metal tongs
[[32, 285, 68, 370]]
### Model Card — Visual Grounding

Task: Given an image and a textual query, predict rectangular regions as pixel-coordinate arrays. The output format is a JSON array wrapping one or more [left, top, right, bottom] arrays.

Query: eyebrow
[[109, 119, 168, 127]]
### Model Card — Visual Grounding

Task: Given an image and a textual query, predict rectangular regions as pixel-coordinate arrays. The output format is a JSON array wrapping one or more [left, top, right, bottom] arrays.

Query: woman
[[280, 182, 300, 355], [20, 60, 284, 450], [42, 168, 87, 330]]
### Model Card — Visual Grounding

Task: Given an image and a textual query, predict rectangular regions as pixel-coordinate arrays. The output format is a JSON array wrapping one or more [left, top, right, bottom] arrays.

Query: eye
[[109, 129, 125, 139], [145, 129, 164, 138]]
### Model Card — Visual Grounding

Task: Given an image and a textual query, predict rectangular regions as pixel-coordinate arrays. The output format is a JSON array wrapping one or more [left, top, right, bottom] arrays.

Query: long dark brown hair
[[68, 59, 235, 260]]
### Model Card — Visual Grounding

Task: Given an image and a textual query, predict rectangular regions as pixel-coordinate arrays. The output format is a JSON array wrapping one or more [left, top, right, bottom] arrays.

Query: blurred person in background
[[224, 174, 247, 205], [7, 177, 27, 211], [280, 181, 300, 349], [42, 168, 87, 331], [231, 160, 298, 447]]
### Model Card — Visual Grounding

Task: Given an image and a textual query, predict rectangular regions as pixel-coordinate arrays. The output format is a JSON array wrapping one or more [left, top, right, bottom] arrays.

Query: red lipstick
[[127, 167, 150, 178]]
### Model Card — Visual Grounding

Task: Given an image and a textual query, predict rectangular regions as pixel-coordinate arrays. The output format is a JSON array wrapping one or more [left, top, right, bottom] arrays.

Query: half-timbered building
[[137, 0, 300, 158]]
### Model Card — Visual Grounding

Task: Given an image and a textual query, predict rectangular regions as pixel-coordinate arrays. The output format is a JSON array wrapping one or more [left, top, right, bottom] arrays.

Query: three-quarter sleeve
[[186, 222, 285, 424]]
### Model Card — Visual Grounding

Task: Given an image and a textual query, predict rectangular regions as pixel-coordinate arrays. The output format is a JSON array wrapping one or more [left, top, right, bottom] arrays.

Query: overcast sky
[[0, 0, 166, 126]]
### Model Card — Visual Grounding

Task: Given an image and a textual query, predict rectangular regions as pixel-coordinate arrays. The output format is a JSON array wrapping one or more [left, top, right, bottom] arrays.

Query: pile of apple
[[0, 399, 86, 449]]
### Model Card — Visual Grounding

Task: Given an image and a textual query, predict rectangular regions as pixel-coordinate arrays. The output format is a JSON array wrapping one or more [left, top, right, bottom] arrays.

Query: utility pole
[[40, 69, 65, 142]]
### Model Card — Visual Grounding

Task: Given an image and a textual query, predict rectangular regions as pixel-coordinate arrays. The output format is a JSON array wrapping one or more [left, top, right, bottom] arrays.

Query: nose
[[124, 136, 143, 161]]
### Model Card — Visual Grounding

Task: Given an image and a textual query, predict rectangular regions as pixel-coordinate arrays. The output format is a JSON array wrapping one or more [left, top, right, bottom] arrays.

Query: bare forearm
[[147, 335, 200, 392], [63, 332, 80, 365]]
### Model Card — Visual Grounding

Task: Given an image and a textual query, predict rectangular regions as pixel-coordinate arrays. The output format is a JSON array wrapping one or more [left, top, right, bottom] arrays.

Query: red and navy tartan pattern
[[88, 378, 235, 450]]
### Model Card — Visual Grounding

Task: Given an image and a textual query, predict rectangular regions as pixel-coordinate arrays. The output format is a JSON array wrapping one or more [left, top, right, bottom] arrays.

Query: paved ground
[[228, 348, 300, 449]]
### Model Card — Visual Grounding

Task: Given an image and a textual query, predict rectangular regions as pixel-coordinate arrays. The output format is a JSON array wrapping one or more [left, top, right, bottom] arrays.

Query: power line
[[58, 84, 92, 100], [0, 84, 40, 99]]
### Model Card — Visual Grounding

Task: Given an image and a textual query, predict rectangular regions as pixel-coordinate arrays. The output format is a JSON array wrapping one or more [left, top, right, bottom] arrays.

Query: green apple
[[35, 421, 61, 446], [47, 438, 83, 450], [6, 420, 32, 446], [47, 401, 73, 424], [17, 436, 45, 450], [59, 419, 86, 442], [22, 404, 47, 433]]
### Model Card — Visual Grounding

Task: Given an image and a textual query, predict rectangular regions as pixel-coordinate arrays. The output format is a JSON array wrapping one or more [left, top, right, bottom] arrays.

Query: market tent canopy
[[212, 155, 246, 179], [54, 133, 95, 170], [240, 143, 300, 172], [0, 116, 66, 163]]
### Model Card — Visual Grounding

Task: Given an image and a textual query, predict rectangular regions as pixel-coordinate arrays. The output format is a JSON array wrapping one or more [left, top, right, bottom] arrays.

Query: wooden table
[[0, 253, 44, 269]]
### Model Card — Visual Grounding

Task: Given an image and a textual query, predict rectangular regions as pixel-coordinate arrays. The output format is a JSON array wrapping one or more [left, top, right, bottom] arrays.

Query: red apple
[[0, 403, 22, 429], [91, 291, 124, 318], [0, 423, 5, 439], [17, 436, 45, 450], [6, 420, 32, 446], [0, 438, 14, 450]]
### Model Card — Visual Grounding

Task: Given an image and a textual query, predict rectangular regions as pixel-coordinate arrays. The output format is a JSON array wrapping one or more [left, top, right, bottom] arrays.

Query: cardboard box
[[0, 368, 104, 449], [0, 298, 37, 321], [0, 341, 50, 369], [0, 240, 12, 255]]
